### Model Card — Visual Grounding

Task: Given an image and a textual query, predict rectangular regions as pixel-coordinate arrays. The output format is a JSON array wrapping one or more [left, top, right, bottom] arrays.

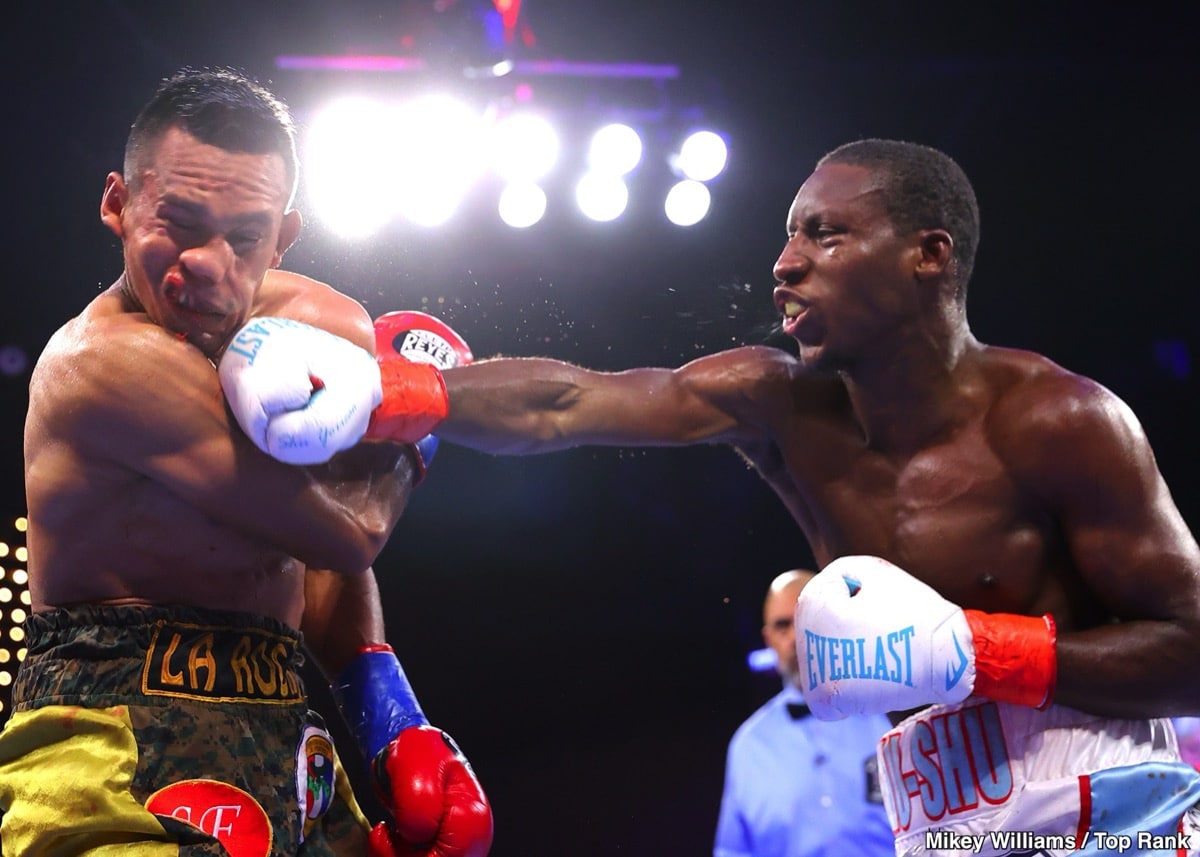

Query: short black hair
[[819, 139, 980, 297], [125, 67, 299, 206]]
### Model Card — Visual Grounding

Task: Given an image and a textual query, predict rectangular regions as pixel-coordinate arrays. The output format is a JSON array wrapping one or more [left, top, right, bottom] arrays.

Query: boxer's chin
[[796, 342, 846, 373]]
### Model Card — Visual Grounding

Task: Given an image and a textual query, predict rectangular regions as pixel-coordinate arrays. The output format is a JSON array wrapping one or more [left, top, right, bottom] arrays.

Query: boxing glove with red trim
[[370, 311, 473, 482], [333, 645, 493, 857], [795, 555, 1056, 720], [219, 317, 381, 465], [218, 316, 449, 465]]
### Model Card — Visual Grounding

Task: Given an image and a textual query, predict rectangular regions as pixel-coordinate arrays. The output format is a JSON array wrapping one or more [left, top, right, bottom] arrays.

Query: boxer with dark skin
[[435, 139, 1200, 849], [1, 68, 491, 856], [436, 139, 1200, 720]]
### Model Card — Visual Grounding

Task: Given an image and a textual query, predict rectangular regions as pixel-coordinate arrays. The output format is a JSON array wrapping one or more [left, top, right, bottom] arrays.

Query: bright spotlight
[[392, 95, 487, 227], [305, 97, 405, 238], [491, 114, 560, 181], [664, 180, 711, 226], [588, 124, 643, 176], [498, 181, 548, 228], [575, 172, 629, 222], [675, 130, 728, 182], [305, 94, 488, 233]]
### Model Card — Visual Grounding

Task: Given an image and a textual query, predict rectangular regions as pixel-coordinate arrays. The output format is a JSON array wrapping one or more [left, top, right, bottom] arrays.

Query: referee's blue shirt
[[715, 685, 895, 857]]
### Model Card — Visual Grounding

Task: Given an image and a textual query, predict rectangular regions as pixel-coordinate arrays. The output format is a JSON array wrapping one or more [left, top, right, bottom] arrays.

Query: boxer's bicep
[[1001, 376, 1200, 714], [1006, 376, 1200, 623], [1056, 407, 1200, 623]]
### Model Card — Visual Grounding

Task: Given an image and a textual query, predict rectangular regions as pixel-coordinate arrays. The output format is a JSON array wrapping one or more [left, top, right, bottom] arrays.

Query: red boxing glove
[[373, 311, 474, 372], [369, 312, 474, 481], [365, 726, 494, 857]]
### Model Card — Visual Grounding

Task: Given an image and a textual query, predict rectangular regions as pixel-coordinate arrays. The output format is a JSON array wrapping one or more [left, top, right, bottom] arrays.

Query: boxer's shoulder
[[687, 344, 840, 409], [982, 351, 1144, 485], [258, 270, 372, 349], [980, 346, 1114, 426]]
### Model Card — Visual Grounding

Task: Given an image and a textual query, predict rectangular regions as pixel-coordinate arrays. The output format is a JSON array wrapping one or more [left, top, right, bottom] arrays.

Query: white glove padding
[[218, 317, 382, 465], [795, 555, 975, 720]]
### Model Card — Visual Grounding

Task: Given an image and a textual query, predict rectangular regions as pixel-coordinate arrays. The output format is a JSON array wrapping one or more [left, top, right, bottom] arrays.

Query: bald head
[[762, 569, 815, 687]]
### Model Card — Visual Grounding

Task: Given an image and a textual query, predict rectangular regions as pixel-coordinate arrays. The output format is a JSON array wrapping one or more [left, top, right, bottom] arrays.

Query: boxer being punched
[[0, 67, 491, 856], [431, 140, 1200, 855]]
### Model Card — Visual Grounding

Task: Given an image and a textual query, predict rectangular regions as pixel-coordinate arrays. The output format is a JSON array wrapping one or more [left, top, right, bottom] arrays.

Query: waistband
[[15, 604, 308, 709], [880, 697, 1192, 850]]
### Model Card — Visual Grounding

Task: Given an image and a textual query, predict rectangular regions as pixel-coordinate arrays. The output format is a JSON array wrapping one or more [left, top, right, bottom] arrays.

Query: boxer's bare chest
[[29, 453, 306, 624], [760, 417, 1057, 612]]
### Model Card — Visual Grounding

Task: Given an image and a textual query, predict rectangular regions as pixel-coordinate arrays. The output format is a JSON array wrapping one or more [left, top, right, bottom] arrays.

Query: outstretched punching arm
[[438, 346, 795, 454]]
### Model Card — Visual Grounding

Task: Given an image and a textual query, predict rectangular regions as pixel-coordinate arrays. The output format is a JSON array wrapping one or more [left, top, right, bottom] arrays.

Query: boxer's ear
[[913, 229, 953, 282], [100, 172, 129, 239], [271, 209, 302, 268]]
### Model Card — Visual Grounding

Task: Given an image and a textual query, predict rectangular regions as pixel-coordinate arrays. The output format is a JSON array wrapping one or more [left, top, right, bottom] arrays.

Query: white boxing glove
[[218, 317, 382, 465], [795, 555, 975, 720]]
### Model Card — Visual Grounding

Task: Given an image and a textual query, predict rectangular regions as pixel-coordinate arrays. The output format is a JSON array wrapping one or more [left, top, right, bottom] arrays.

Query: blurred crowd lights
[[0, 516, 30, 716], [301, 94, 728, 237]]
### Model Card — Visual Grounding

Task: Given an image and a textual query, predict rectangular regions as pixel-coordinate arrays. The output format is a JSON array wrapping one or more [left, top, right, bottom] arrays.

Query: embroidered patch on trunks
[[297, 723, 338, 841], [146, 779, 272, 857], [141, 620, 304, 703]]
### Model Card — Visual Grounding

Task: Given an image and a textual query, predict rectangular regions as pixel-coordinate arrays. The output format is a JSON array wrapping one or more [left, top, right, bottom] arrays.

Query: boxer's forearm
[[304, 441, 416, 571], [1053, 621, 1200, 718], [302, 567, 387, 677], [441, 358, 734, 453], [440, 358, 588, 453]]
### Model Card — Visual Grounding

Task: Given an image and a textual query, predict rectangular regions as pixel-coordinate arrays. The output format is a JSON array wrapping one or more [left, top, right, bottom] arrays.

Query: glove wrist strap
[[332, 644, 429, 761], [964, 610, 1057, 709], [365, 360, 448, 444]]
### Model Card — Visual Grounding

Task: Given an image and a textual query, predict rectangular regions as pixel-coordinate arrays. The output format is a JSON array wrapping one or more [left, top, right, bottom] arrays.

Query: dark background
[[2, 2, 1198, 854]]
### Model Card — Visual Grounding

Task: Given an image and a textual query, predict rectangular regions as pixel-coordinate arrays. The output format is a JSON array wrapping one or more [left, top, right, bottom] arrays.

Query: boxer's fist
[[795, 555, 975, 720], [367, 726, 493, 857], [369, 312, 473, 476], [374, 311, 474, 371], [218, 317, 381, 465]]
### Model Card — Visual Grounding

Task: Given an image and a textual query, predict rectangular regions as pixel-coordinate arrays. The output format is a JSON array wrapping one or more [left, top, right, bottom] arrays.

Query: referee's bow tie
[[786, 702, 811, 720]]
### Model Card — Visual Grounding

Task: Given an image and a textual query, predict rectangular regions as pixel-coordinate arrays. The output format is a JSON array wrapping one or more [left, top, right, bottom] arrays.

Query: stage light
[[393, 95, 486, 227], [747, 647, 778, 672], [575, 172, 629, 222], [304, 97, 405, 238], [498, 181, 548, 228], [664, 179, 711, 227], [0, 345, 28, 378], [587, 123, 642, 176], [674, 130, 728, 182], [0, 516, 30, 718], [305, 94, 487, 233], [294, 78, 729, 232], [491, 113, 560, 181], [402, 172, 466, 228]]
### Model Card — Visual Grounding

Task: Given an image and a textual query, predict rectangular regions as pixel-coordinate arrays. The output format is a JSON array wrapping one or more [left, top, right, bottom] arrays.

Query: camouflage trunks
[[0, 604, 370, 856]]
